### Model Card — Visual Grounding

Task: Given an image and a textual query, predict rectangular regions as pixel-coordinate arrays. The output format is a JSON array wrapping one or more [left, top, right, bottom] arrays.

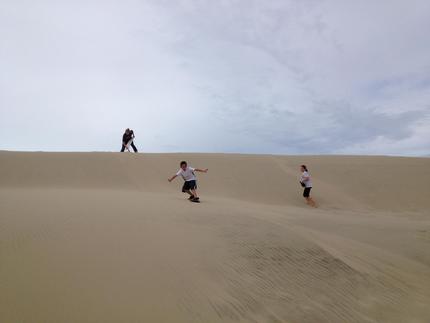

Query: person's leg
[[184, 189, 194, 199], [120, 144, 126, 152], [304, 197, 314, 206], [190, 188, 198, 198], [190, 181, 199, 199], [130, 141, 138, 153], [306, 197, 316, 207], [303, 188, 312, 206], [182, 182, 194, 199], [303, 187, 316, 207]]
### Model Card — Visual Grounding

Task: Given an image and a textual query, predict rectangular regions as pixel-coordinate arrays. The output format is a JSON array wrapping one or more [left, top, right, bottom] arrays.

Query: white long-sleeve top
[[300, 171, 313, 188]]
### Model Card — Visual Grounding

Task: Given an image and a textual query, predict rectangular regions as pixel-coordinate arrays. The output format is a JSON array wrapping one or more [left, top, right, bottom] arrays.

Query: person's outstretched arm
[[168, 174, 178, 182], [195, 168, 208, 173]]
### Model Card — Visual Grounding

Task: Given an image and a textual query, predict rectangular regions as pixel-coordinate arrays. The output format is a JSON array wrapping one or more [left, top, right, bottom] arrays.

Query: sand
[[1, 151, 429, 323]]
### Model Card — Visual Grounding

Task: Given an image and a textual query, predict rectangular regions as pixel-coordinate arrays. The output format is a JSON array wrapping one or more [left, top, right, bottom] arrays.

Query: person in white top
[[300, 165, 316, 207], [168, 161, 208, 203]]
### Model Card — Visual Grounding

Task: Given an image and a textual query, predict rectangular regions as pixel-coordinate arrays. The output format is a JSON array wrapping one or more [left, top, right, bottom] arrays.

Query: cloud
[[0, 0, 429, 155]]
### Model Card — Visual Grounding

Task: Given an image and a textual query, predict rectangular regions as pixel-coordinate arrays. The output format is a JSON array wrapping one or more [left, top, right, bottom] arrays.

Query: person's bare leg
[[184, 189, 193, 197], [191, 189, 198, 198], [306, 197, 317, 207]]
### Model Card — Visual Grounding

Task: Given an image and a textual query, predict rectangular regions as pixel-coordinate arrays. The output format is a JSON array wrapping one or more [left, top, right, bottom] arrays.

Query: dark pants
[[121, 141, 138, 152]]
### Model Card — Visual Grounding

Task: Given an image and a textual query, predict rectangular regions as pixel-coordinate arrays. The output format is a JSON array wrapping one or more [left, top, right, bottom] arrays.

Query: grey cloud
[[205, 94, 427, 154]]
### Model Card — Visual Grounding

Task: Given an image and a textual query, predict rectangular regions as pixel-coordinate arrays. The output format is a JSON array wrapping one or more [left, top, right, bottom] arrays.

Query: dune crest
[[1, 151, 428, 211]]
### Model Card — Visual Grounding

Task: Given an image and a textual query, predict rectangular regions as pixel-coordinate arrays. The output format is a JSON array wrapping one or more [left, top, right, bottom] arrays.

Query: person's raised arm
[[195, 168, 208, 173], [168, 174, 178, 182]]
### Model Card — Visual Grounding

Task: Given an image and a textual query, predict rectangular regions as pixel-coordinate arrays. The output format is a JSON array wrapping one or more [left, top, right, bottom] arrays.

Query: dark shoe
[[188, 195, 195, 200]]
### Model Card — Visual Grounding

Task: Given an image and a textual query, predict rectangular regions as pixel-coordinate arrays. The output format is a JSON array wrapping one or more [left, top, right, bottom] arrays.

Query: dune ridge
[[1, 152, 429, 322], [1, 151, 428, 210]]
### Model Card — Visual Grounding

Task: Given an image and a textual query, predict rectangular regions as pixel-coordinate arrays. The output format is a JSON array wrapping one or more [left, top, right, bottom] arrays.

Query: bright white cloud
[[1, 0, 429, 155]]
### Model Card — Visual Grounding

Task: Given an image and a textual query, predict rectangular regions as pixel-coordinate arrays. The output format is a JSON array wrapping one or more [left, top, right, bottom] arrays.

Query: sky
[[1, 0, 429, 155]]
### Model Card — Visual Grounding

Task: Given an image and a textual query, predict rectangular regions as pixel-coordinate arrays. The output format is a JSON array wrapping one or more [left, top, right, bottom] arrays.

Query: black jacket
[[122, 130, 134, 144]]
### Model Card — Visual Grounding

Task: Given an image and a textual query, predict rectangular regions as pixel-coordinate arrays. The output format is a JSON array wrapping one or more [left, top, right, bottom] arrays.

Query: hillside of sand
[[1, 152, 429, 322]]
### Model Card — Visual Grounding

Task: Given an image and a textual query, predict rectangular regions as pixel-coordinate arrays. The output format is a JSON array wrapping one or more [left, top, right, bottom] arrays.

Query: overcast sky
[[1, 0, 429, 155]]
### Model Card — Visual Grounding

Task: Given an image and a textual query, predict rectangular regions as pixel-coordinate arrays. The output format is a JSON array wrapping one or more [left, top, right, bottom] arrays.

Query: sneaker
[[188, 195, 195, 200]]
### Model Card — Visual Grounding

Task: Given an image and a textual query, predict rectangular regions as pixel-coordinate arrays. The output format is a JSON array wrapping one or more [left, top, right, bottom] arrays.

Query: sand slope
[[1, 152, 429, 322]]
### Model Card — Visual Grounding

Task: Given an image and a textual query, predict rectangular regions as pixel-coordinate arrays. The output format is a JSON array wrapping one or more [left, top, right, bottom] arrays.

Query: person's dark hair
[[301, 164, 308, 172], [180, 161, 187, 167]]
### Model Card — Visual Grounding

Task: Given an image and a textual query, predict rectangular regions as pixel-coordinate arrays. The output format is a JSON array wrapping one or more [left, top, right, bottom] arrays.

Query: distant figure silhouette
[[300, 165, 316, 207], [121, 128, 138, 153]]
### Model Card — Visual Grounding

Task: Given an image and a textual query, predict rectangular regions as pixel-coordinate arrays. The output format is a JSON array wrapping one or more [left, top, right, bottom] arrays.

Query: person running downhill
[[121, 128, 138, 153], [168, 161, 208, 203], [300, 165, 317, 207]]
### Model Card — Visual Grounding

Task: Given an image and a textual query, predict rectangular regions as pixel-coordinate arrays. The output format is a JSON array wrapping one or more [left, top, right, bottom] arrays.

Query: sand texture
[[1, 152, 429, 322]]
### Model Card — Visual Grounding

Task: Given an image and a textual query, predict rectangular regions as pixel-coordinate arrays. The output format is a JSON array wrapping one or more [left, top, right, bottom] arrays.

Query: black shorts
[[182, 180, 197, 192], [303, 187, 312, 198]]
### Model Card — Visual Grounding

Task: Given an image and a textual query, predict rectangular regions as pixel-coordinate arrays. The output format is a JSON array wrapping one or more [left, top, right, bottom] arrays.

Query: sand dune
[[1, 152, 429, 322]]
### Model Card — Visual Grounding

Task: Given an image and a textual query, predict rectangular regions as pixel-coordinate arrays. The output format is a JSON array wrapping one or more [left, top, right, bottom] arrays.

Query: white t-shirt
[[176, 167, 196, 181], [300, 171, 312, 188]]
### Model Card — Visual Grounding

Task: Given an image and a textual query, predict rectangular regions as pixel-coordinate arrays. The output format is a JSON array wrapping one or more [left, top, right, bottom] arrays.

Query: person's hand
[[203, 168, 208, 173], [168, 178, 172, 182]]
